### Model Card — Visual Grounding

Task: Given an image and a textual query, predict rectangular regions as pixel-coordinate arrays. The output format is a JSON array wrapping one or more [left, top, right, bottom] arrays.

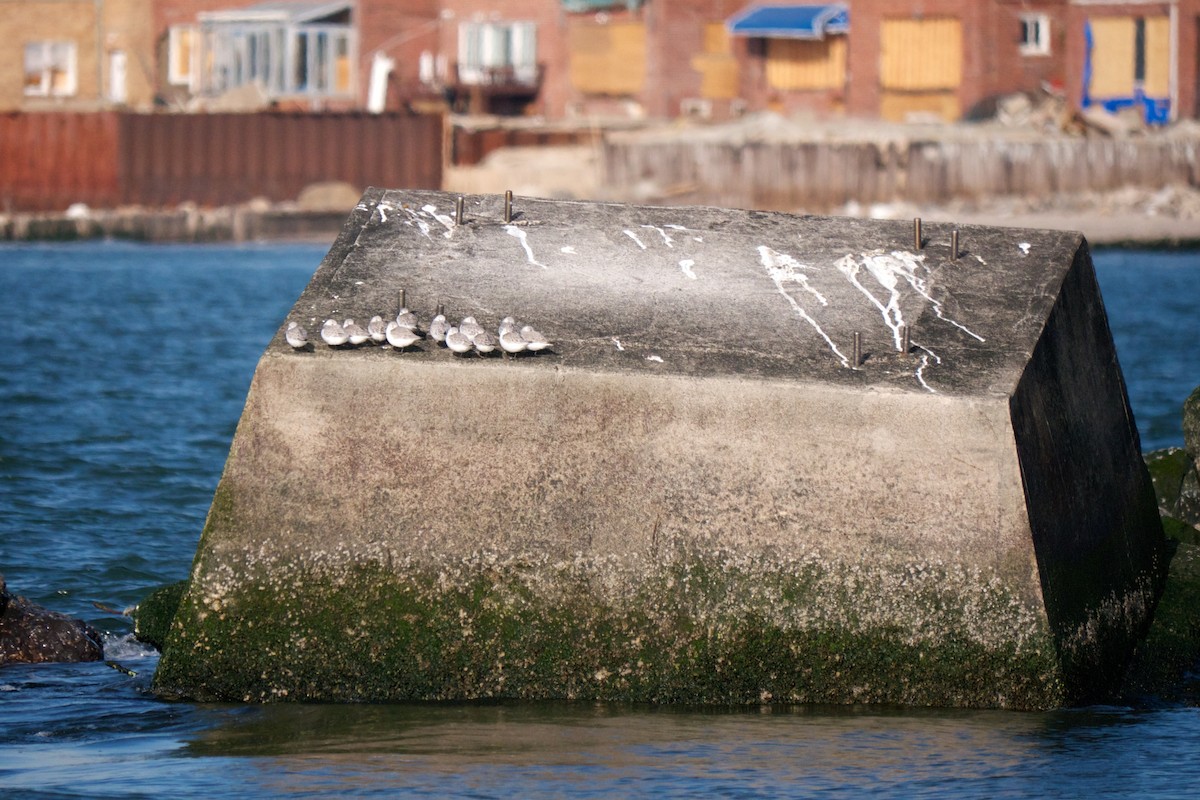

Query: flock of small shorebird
[[283, 306, 552, 358]]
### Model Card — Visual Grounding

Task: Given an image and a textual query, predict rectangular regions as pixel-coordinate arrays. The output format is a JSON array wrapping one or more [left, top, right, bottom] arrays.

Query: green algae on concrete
[[132, 581, 187, 652], [1122, 542, 1200, 703], [153, 547, 1063, 709]]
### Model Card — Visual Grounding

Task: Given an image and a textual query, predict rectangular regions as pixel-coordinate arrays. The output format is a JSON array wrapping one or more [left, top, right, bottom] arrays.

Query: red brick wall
[[643, 0, 743, 119], [358, 0, 439, 108]]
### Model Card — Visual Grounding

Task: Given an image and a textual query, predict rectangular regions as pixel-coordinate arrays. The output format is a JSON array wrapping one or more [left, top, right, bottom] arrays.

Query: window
[[193, 3, 356, 101], [458, 21, 538, 85], [1019, 14, 1050, 56], [168, 26, 196, 87], [23, 41, 77, 97]]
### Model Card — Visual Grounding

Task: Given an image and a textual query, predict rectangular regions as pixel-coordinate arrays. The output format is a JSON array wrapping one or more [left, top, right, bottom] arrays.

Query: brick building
[[0, 0, 156, 111], [423, 0, 1198, 123], [731, 0, 1198, 124], [2, 0, 1194, 121]]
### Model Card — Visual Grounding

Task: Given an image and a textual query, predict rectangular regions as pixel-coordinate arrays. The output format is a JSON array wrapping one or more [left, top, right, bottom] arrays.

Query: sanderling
[[367, 315, 388, 343], [458, 315, 485, 341], [499, 328, 528, 356], [428, 313, 450, 343], [343, 318, 370, 346], [472, 330, 497, 355], [285, 321, 309, 349], [395, 307, 419, 330], [498, 316, 519, 336], [385, 320, 422, 349], [445, 326, 473, 354], [320, 319, 349, 347], [520, 324, 551, 352]]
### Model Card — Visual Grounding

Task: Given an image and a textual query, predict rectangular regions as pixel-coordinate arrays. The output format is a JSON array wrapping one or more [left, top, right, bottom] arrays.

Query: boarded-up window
[[690, 23, 738, 99], [1088, 15, 1170, 100], [765, 36, 846, 90], [569, 21, 645, 95], [1144, 16, 1170, 97], [1088, 17, 1136, 98], [880, 17, 963, 90]]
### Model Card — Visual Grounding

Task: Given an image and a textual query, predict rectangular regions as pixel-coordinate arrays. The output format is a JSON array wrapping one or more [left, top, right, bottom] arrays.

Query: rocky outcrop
[[1145, 385, 1200, 543], [1185, 386, 1200, 462], [0, 573, 104, 666]]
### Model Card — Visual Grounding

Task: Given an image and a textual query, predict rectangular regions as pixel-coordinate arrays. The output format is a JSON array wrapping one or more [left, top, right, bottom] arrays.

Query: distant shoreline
[[3, 200, 1198, 250]]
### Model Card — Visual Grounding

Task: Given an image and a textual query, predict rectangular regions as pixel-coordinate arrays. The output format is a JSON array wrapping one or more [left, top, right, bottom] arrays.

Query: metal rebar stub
[[914, 218, 923, 251], [852, 331, 862, 368], [951, 229, 960, 261], [455, 196, 464, 226], [504, 190, 513, 224]]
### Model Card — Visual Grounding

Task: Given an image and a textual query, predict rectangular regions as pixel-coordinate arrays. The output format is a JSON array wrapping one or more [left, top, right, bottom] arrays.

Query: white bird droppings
[[505, 224, 549, 269], [679, 259, 697, 280]]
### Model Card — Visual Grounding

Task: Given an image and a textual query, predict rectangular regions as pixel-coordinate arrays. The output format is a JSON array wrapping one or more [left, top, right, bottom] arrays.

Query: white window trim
[[1019, 13, 1051, 57], [23, 41, 78, 97]]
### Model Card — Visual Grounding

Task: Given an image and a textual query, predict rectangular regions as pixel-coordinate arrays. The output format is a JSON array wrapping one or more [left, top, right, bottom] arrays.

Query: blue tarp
[[727, 3, 848, 40]]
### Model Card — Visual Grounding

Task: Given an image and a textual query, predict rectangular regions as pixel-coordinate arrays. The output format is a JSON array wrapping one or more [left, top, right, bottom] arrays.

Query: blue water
[[0, 241, 1198, 798]]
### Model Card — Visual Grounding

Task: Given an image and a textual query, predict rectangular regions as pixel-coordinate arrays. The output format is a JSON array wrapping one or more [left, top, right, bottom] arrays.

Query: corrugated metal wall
[[0, 111, 442, 212], [450, 126, 596, 166], [0, 112, 121, 212]]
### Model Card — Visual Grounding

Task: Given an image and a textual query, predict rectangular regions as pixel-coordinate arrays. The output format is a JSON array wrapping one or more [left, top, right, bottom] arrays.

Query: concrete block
[[153, 189, 1167, 708]]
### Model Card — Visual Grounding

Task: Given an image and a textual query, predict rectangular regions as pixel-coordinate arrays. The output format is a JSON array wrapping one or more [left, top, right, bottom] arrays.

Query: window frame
[[23, 40, 78, 98], [1018, 13, 1051, 57]]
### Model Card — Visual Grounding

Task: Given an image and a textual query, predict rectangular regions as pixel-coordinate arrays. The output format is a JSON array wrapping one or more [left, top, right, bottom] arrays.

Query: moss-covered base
[[132, 581, 188, 651], [154, 550, 1064, 709], [1122, 541, 1200, 703]]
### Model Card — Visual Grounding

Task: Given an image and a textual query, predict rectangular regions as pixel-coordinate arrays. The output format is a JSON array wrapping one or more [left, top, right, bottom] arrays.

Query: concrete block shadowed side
[[152, 189, 1166, 708]]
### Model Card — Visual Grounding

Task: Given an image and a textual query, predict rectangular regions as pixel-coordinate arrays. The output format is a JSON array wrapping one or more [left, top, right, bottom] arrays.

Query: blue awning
[[727, 4, 849, 40]]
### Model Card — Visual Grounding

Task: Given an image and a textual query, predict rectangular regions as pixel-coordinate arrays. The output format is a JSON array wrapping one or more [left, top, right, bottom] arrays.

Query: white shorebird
[[428, 313, 450, 344], [472, 330, 497, 355], [385, 320, 422, 349], [499, 327, 528, 357], [320, 319, 349, 347], [498, 316, 519, 336], [285, 321, 309, 349], [445, 326, 473, 354], [395, 307, 419, 330], [342, 318, 370, 346], [458, 315, 485, 341], [520, 324, 551, 352], [367, 315, 388, 343]]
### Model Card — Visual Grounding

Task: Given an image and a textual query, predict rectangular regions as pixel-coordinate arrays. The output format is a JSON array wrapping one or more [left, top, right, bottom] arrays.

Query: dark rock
[[0, 573, 104, 666], [1144, 448, 1200, 542], [1184, 385, 1200, 463]]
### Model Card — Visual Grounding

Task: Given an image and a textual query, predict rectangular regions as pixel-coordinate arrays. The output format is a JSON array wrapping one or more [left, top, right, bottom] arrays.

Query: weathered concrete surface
[[1, 573, 104, 666], [153, 189, 1166, 708]]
